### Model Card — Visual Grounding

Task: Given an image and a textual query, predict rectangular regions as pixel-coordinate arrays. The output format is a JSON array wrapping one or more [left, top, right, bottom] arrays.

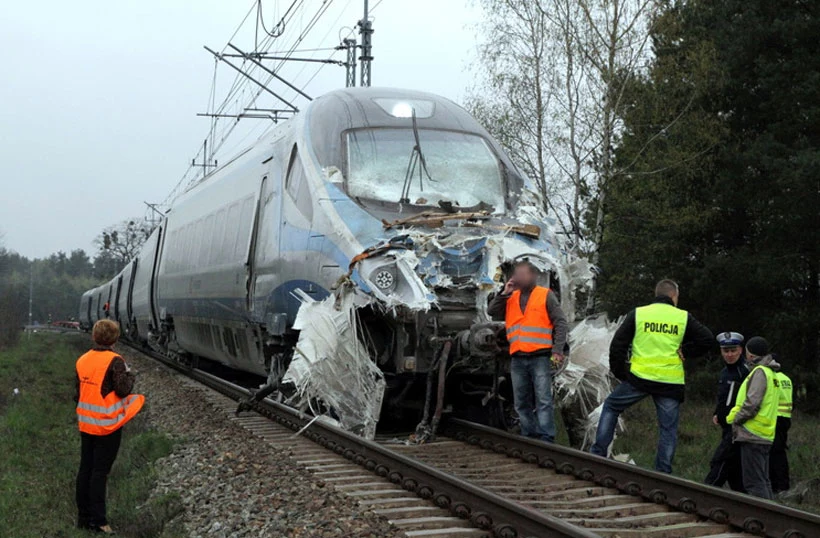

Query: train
[[79, 87, 583, 439]]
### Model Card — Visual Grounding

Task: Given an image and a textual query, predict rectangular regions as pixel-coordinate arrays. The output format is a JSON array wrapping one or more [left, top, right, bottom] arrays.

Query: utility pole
[[28, 264, 33, 326], [192, 138, 218, 177], [341, 38, 357, 87], [358, 0, 373, 87], [144, 202, 164, 228]]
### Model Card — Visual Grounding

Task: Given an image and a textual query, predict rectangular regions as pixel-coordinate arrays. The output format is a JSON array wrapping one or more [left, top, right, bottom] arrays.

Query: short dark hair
[[655, 279, 679, 298]]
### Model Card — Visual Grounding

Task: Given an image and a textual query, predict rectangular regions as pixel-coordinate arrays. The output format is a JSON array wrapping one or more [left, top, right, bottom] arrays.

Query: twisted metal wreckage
[[278, 189, 620, 446]]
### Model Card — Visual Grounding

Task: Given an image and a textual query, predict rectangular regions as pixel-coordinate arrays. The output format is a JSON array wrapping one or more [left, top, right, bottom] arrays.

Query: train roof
[[305, 86, 518, 175]]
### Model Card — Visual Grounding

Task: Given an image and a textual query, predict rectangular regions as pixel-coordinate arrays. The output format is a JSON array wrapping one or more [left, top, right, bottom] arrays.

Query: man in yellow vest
[[75, 319, 144, 533], [770, 368, 793, 494], [590, 280, 713, 473], [488, 260, 567, 442], [727, 336, 780, 499]]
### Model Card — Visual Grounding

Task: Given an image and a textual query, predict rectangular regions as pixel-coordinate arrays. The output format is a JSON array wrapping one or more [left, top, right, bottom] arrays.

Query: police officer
[[590, 280, 713, 473], [770, 368, 793, 493], [488, 260, 568, 442], [727, 336, 780, 499], [705, 331, 749, 491]]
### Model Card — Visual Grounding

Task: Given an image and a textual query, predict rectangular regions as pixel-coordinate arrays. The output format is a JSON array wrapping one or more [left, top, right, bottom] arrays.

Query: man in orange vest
[[489, 260, 567, 442], [75, 319, 144, 534]]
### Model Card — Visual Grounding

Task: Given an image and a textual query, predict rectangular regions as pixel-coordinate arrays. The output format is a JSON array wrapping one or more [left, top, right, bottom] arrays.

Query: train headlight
[[369, 264, 397, 293]]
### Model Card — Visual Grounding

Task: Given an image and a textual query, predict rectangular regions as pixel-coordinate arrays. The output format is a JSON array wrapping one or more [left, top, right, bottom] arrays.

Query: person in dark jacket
[[770, 365, 793, 494], [488, 260, 568, 442], [704, 331, 749, 491], [590, 280, 714, 473]]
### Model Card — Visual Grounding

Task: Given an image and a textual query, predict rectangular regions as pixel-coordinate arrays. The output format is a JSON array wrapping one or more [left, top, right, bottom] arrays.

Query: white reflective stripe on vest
[[77, 414, 125, 427], [508, 335, 553, 345], [520, 326, 553, 335], [506, 324, 521, 335], [76, 400, 127, 415]]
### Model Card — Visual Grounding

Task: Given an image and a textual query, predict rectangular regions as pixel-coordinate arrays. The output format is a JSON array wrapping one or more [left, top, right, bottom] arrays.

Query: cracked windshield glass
[[346, 128, 505, 211]]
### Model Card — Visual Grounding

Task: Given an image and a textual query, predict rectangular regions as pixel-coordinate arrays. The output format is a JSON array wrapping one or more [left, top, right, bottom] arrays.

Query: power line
[[166, 0, 380, 204]]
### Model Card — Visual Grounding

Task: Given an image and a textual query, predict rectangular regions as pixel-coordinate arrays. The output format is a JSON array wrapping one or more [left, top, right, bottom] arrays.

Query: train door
[[126, 259, 137, 328], [113, 275, 123, 323], [250, 155, 284, 328], [148, 224, 164, 332], [246, 172, 268, 312]]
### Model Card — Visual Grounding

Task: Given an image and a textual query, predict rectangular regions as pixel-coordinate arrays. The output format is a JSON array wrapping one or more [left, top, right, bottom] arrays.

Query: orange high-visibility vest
[[505, 286, 554, 354], [76, 350, 144, 435]]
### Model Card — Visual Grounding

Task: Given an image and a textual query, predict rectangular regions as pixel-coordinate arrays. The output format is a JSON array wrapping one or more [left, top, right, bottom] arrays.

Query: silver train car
[[81, 87, 575, 436]]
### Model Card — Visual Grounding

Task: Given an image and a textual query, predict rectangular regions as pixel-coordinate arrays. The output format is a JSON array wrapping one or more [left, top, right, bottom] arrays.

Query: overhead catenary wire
[[166, 0, 382, 205]]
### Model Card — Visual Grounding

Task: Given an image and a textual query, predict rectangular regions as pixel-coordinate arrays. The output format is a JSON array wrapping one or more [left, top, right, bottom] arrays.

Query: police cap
[[716, 331, 744, 347]]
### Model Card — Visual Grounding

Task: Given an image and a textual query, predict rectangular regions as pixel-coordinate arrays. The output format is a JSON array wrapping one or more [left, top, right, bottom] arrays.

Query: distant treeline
[[0, 219, 151, 348], [0, 249, 96, 347]]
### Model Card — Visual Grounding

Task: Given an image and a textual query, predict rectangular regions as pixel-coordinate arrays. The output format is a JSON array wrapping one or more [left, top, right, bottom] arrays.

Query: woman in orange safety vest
[[75, 319, 144, 534]]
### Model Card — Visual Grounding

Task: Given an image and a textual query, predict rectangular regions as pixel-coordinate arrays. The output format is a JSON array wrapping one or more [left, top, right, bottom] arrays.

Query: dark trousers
[[705, 427, 745, 492], [769, 417, 791, 493], [739, 442, 773, 500], [76, 429, 122, 527], [590, 381, 680, 473]]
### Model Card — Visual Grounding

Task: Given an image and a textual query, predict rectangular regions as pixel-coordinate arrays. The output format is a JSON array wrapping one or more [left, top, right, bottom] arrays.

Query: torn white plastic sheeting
[[554, 314, 624, 450], [283, 288, 385, 440]]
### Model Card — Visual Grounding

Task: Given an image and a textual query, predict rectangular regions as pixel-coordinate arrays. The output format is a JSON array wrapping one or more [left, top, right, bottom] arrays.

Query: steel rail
[[134, 346, 597, 538], [442, 418, 820, 538]]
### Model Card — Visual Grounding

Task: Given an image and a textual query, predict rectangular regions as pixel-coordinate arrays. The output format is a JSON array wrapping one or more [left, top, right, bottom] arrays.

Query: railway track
[[133, 345, 820, 538]]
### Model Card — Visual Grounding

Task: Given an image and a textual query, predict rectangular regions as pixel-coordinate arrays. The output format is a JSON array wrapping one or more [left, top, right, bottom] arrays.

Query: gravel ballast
[[120, 347, 404, 538]]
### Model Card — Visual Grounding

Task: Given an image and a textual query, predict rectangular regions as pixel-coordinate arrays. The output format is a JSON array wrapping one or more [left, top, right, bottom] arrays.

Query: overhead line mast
[[358, 0, 373, 87], [168, 0, 378, 201]]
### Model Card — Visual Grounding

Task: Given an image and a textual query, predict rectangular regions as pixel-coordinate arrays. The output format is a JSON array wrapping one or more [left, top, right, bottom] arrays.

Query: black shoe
[[87, 524, 117, 534]]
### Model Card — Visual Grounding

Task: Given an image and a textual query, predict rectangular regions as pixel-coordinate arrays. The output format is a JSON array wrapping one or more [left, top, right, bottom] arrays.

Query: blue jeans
[[510, 355, 555, 442], [590, 380, 680, 473]]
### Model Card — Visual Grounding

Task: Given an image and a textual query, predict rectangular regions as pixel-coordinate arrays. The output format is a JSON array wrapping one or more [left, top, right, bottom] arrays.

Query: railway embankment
[[0, 333, 404, 538]]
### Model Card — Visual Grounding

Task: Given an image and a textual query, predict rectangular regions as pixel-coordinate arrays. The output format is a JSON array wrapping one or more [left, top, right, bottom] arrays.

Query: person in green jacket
[[726, 336, 780, 500]]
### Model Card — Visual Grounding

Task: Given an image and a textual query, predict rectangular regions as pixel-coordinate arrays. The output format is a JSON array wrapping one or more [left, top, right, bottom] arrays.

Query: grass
[[0, 333, 185, 538], [610, 395, 820, 514]]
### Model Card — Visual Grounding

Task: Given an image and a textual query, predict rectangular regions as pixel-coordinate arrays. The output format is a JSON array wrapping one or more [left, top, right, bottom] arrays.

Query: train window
[[182, 223, 193, 272], [191, 218, 204, 271], [224, 202, 241, 262], [234, 196, 254, 259], [200, 214, 215, 267], [210, 208, 227, 265], [168, 230, 179, 273], [346, 128, 505, 212], [285, 146, 313, 221]]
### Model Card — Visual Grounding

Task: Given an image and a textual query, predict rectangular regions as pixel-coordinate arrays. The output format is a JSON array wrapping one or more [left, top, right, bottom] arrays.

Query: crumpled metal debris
[[283, 288, 385, 440]]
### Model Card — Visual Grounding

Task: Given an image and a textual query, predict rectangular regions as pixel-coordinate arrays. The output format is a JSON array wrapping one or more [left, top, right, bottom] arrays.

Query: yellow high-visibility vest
[[727, 365, 778, 441], [630, 303, 688, 385], [776, 372, 793, 418]]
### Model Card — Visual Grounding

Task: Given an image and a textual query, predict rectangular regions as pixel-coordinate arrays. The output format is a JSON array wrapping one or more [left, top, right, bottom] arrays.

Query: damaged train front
[[280, 88, 574, 441]]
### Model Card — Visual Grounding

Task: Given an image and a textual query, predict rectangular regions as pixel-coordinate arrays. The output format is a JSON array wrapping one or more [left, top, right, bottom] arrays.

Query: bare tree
[[94, 218, 154, 269], [467, 1, 562, 226], [469, 0, 654, 257]]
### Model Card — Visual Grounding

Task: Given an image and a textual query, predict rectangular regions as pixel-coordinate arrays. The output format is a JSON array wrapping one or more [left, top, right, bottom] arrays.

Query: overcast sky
[[0, 0, 481, 259]]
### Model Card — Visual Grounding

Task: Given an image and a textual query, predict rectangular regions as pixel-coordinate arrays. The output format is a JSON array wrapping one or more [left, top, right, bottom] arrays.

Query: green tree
[[599, 0, 820, 371]]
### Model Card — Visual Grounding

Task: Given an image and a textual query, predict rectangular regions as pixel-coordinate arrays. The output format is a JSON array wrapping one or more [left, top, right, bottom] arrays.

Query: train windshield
[[346, 128, 505, 211]]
